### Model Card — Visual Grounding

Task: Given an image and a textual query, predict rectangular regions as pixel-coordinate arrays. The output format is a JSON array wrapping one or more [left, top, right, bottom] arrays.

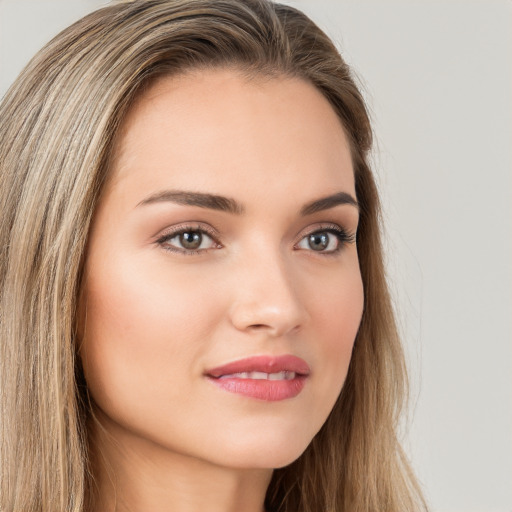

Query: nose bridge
[[229, 240, 306, 336]]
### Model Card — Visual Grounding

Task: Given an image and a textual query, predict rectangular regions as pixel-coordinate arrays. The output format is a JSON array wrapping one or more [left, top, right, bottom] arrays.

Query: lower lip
[[207, 376, 307, 401]]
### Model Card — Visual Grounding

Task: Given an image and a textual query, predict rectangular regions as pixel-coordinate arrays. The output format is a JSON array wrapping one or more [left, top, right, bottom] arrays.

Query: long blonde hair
[[0, 1, 427, 511]]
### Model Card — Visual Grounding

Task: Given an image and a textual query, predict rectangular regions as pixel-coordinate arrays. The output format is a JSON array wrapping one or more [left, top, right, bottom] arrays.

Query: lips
[[205, 355, 310, 401]]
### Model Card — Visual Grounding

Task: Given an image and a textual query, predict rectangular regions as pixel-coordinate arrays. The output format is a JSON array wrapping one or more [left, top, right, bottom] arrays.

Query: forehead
[[107, 68, 355, 207]]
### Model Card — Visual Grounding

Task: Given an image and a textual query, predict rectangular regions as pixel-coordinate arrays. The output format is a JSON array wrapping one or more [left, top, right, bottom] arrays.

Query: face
[[80, 68, 364, 470]]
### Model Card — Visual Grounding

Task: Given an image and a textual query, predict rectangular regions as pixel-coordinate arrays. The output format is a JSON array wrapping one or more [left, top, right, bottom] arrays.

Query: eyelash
[[298, 224, 356, 256], [155, 223, 356, 256], [155, 224, 220, 256]]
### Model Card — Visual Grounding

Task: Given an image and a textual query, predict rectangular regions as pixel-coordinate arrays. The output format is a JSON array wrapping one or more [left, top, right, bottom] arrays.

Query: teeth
[[220, 371, 296, 380], [249, 371, 268, 380], [268, 371, 286, 380]]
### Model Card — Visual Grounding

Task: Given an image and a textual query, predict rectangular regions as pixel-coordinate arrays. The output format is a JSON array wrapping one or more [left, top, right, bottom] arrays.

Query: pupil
[[180, 231, 202, 249], [309, 233, 328, 251]]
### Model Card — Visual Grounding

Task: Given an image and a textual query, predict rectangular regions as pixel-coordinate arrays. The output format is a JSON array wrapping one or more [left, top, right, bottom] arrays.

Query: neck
[[86, 409, 272, 512]]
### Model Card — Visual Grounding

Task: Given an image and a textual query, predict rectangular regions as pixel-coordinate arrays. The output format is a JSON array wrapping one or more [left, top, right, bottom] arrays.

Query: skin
[[80, 68, 364, 512]]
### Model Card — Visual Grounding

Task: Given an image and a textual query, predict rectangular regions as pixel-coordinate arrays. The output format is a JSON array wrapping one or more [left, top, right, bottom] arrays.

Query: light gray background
[[1, 1, 511, 511]]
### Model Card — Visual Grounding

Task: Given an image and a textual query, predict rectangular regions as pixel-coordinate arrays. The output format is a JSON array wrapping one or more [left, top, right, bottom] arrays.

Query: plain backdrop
[[1, 1, 511, 511]]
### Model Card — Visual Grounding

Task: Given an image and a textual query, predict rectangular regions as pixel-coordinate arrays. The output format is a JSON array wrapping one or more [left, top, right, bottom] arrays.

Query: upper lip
[[205, 355, 311, 378]]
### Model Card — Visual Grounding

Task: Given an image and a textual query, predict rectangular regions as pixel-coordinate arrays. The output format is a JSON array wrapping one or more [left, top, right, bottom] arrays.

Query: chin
[[205, 427, 316, 470]]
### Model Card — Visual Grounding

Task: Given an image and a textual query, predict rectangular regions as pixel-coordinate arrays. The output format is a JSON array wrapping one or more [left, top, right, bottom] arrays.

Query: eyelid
[[155, 223, 222, 255], [153, 221, 356, 256], [294, 223, 356, 253]]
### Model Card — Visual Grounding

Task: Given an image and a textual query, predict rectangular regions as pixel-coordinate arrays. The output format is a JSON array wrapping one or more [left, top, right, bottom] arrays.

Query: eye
[[296, 226, 355, 254], [156, 226, 220, 254]]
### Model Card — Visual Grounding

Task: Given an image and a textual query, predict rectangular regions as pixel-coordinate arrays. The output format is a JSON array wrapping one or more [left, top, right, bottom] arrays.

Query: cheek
[[309, 253, 364, 347], [325, 274, 363, 354], [79, 255, 221, 417], [305, 260, 364, 413]]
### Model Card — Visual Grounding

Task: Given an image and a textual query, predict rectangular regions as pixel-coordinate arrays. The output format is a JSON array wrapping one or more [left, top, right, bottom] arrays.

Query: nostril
[[246, 322, 302, 336]]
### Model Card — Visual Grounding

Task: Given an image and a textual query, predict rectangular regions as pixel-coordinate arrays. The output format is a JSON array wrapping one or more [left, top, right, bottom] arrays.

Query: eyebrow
[[137, 189, 359, 215], [300, 191, 359, 215], [137, 190, 244, 214]]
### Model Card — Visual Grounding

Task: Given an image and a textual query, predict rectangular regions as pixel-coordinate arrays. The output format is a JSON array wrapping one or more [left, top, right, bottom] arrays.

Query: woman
[[0, 1, 428, 511]]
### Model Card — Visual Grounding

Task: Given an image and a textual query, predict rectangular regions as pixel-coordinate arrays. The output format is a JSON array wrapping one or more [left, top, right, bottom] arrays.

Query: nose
[[228, 250, 308, 338]]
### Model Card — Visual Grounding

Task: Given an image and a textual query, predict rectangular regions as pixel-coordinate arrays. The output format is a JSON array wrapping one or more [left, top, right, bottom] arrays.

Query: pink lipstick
[[205, 355, 310, 401]]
